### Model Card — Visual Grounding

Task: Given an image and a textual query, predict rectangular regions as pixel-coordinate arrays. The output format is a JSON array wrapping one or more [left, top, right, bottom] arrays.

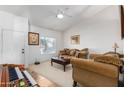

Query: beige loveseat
[[71, 55, 121, 87]]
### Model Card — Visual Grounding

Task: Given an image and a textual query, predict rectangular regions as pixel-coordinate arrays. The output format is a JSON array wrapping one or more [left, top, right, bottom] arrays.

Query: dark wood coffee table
[[51, 57, 70, 72]]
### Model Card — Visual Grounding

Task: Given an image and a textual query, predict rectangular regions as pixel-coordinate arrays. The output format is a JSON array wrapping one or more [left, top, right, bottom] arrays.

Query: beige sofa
[[71, 55, 121, 87], [59, 48, 89, 59]]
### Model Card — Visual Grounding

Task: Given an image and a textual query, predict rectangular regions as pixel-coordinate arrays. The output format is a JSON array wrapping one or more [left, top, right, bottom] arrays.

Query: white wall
[[29, 25, 63, 64], [64, 6, 123, 54]]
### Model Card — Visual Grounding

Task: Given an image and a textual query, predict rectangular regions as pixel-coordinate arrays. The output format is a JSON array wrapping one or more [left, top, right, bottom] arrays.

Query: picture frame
[[71, 35, 80, 44], [28, 32, 39, 45]]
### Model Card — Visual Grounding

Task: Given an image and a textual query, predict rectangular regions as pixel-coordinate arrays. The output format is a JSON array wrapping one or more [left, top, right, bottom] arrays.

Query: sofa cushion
[[94, 55, 122, 67]]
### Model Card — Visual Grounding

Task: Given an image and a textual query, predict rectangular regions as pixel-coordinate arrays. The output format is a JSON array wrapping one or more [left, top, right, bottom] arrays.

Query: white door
[[2, 30, 25, 64]]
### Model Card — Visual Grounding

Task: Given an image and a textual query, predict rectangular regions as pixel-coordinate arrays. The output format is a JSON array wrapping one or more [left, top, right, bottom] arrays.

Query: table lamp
[[112, 43, 119, 53]]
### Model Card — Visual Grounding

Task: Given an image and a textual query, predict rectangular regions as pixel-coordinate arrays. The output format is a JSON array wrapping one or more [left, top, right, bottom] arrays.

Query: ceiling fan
[[56, 8, 72, 19]]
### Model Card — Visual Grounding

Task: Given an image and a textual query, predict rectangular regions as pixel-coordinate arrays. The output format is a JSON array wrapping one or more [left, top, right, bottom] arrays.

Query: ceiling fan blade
[[64, 13, 72, 17]]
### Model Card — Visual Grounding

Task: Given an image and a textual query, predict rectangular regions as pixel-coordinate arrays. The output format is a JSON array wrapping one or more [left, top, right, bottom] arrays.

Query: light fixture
[[57, 13, 64, 19]]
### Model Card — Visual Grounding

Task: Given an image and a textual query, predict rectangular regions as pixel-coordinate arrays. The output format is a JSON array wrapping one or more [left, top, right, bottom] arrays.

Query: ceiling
[[0, 5, 109, 31]]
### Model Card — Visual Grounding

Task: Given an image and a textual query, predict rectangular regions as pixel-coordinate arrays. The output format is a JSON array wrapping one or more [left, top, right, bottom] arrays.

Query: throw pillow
[[69, 49, 76, 56], [81, 48, 88, 51], [66, 49, 70, 55], [64, 48, 69, 55], [78, 51, 88, 58], [75, 51, 80, 57]]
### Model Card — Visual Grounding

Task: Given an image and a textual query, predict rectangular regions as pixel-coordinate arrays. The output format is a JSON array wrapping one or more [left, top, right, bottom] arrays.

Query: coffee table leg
[[51, 61, 53, 66], [64, 65, 66, 72]]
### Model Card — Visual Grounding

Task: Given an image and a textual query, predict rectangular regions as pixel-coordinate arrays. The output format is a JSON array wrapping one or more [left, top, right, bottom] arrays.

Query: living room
[[0, 5, 124, 87]]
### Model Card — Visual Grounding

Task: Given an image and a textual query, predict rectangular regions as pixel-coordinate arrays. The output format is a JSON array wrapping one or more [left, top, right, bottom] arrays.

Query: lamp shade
[[112, 43, 119, 48]]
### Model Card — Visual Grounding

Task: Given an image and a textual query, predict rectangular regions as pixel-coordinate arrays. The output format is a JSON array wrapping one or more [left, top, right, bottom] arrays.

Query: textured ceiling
[[0, 5, 109, 31]]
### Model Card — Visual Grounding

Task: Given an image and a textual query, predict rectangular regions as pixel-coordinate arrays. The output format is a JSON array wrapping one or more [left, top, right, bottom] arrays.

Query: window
[[40, 36, 56, 54]]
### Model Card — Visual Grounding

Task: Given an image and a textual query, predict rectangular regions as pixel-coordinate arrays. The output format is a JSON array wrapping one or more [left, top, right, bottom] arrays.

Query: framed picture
[[71, 35, 80, 44], [28, 32, 39, 45]]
